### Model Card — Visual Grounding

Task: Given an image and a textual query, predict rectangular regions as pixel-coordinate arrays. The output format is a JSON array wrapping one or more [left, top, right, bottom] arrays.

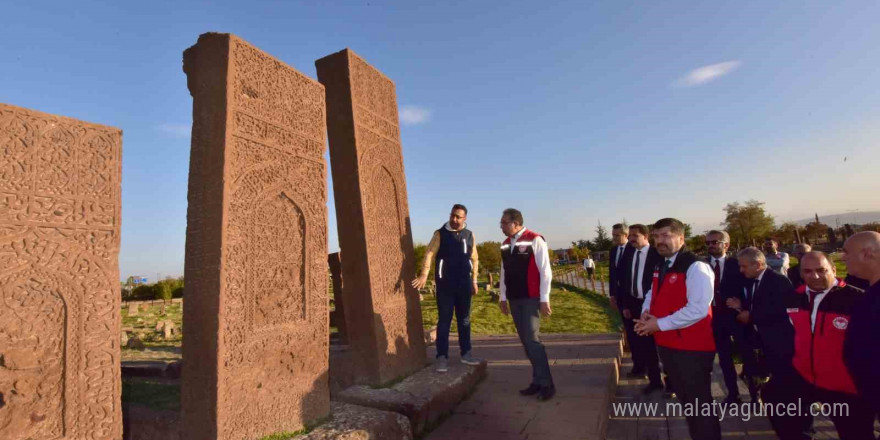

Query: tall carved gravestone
[[0, 103, 122, 439], [316, 49, 426, 385], [182, 33, 329, 439]]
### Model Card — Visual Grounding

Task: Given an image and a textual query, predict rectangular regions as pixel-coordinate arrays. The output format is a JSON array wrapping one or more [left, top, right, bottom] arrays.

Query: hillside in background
[[787, 211, 880, 227]]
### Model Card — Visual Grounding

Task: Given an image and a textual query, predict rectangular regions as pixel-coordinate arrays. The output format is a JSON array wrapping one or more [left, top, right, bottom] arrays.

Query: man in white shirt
[[620, 224, 663, 393], [763, 238, 790, 276], [583, 255, 595, 280], [497, 208, 555, 401], [635, 218, 720, 440]]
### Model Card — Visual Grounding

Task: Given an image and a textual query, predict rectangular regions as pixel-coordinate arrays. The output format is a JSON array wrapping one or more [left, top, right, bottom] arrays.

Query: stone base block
[[334, 360, 487, 436], [297, 402, 411, 440]]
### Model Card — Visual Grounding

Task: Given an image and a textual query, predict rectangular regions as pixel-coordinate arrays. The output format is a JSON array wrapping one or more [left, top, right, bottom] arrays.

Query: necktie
[[712, 259, 721, 296], [809, 290, 821, 309], [615, 246, 623, 267], [632, 250, 642, 297], [658, 259, 672, 289], [749, 279, 759, 310]]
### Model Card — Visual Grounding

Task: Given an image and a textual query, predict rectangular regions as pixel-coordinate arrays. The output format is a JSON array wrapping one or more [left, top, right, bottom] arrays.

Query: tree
[[861, 222, 880, 233], [686, 235, 707, 254], [413, 243, 428, 276], [722, 200, 775, 247], [571, 239, 591, 249], [477, 241, 502, 273], [154, 282, 173, 301], [802, 222, 830, 242], [591, 223, 614, 252], [684, 223, 693, 239], [772, 222, 801, 245]]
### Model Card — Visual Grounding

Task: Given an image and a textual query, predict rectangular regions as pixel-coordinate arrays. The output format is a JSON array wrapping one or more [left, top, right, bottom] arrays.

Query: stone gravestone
[[0, 103, 122, 439], [316, 49, 426, 385], [182, 33, 330, 439], [128, 301, 139, 316]]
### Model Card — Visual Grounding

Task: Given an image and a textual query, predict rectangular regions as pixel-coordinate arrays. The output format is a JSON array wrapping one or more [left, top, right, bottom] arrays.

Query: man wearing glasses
[[705, 230, 756, 403], [497, 208, 555, 401]]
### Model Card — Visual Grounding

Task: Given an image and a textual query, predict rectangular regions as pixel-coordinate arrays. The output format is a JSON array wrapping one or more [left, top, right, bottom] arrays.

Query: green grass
[[122, 378, 180, 411], [420, 283, 620, 335]]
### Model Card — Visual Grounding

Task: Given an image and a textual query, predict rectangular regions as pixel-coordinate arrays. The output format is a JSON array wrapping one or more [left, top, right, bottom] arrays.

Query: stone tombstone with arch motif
[[182, 33, 329, 440], [316, 49, 426, 385], [0, 103, 122, 439]]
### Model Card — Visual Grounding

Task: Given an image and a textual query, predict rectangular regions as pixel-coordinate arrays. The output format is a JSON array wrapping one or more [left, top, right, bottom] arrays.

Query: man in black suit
[[728, 247, 795, 383], [608, 223, 632, 368], [618, 224, 664, 392], [705, 230, 756, 403], [609, 223, 635, 302]]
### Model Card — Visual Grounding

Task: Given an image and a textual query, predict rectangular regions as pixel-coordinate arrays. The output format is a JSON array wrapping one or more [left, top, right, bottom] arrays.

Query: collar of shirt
[[755, 269, 766, 283], [809, 284, 834, 297], [444, 221, 466, 232], [636, 244, 650, 254], [665, 251, 680, 266], [712, 255, 726, 267], [512, 227, 526, 241]]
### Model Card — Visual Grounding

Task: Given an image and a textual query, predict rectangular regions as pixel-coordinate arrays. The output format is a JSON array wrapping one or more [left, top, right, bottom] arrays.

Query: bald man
[[842, 231, 880, 414], [765, 252, 873, 440]]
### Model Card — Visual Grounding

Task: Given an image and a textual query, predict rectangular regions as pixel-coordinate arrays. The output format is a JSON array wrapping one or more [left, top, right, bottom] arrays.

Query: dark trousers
[[435, 286, 472, 358], [510, 298, 553, 387], [658, 346, 721, 440], [713, 309, 759, 399], [623, 297, 661, 385], [763, 372, 876, 440]]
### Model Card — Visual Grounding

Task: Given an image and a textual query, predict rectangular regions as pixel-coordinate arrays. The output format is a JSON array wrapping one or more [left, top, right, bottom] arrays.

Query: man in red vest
[[635, 218, 720, 440], [498, 208, 555, 401], [764, 251, 874, 440]]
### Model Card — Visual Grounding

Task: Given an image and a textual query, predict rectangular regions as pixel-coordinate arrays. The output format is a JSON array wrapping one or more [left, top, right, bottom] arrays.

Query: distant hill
[[786, 211, 880, 227]]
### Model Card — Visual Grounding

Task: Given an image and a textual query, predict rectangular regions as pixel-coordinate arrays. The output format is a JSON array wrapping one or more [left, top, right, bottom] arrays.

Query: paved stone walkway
[[606, 352, 880, 439], [425, 333, 622, 440]]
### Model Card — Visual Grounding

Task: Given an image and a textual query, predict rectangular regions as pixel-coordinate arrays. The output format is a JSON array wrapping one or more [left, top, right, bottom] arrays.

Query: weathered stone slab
[[297, 402, 412, 440], [335, 361, 487, 436], [316, 49, 426, 386], [0, 102, 122, 439], [182, 33, 330, 439]]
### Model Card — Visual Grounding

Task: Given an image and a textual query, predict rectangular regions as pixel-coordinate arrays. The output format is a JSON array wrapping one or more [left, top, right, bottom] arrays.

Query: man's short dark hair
[[629, 224, 649, 237], [502, 208, 523, 226], [451, 204, 467, 215], [653, 218, 685, 236]]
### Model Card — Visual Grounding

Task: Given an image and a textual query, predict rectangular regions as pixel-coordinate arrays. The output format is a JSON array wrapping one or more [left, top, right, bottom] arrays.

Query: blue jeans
[[435, 286, 473, 359]]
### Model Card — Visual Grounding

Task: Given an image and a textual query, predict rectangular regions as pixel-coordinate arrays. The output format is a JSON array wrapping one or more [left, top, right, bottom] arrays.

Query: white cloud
[[674, 60, 742, 87], [157, 123, 191, 138], [399, 106, 431, 125]]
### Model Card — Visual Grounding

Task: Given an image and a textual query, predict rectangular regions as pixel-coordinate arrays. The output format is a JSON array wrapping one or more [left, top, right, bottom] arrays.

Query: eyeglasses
[[706, 240, 727, 245]]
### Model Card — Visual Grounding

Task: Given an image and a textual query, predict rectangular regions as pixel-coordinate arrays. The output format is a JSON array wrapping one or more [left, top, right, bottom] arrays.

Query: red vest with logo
[[649, 251, 716, 352], [501, 229, 543, 299], [787, 280, 863, 394]]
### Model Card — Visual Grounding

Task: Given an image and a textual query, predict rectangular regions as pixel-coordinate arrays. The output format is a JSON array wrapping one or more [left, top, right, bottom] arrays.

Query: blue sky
[[2, 1, 879, 280]]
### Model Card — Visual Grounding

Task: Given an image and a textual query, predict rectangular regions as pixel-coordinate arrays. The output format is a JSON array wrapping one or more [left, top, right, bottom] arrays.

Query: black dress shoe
[[519, 384, 541, 396], [642, 382, 663, 395], [537, 384, 556, 401], [664, 382, 676, 399]]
